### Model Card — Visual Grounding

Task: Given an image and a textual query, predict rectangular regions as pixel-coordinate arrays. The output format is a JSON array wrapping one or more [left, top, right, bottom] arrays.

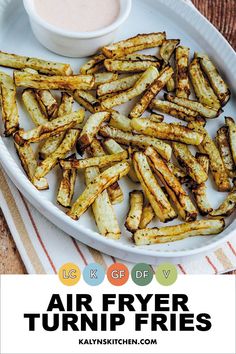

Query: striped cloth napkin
[[0, 0, 236, 275], [1, 168, 236, 274]]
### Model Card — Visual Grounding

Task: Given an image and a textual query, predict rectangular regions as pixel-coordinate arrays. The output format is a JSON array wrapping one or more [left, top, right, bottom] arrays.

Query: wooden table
[[0, 0, 236, 274]]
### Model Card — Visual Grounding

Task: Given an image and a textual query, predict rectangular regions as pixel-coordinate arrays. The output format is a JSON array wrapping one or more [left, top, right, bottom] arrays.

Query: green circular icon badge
[[155, 263, 178, 286], [131, 263, 153, 286]]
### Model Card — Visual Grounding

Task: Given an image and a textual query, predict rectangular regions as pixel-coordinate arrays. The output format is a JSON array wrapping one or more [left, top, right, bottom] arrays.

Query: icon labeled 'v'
[[162, 270, 170, 279]]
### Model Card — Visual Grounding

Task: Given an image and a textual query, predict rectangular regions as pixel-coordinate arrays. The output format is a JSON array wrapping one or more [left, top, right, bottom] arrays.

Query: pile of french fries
[[0, 31, 235, 247]]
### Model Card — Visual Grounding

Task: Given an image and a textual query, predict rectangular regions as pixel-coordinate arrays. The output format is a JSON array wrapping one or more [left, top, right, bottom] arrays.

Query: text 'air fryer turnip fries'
[[0, 30, 235, 245]]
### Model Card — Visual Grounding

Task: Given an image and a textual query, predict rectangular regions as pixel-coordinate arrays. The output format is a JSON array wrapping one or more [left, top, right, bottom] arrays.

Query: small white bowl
[[23, 0, 132, 58]]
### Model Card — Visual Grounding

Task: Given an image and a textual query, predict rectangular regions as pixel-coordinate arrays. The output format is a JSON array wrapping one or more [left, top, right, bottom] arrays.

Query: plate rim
[[0, 0, 236, 261]]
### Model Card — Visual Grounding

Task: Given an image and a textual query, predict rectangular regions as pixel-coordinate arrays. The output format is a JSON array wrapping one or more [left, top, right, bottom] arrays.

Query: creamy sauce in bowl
[[34, 0, 120, 33]]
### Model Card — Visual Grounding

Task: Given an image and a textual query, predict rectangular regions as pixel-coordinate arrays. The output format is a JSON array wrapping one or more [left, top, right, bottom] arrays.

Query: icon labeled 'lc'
[[58, 263, 81, 286]]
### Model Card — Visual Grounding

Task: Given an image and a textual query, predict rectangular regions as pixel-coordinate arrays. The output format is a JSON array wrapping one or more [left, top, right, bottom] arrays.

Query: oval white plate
[[0, 0, 236, 263]]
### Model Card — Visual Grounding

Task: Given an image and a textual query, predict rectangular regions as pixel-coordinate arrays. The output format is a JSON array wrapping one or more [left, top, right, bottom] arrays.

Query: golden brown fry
[[101, 66, 159, 109], [166, 161, 189, 184], [87, 138, 124, 205], [99, 125, 172, 161], [77, 111, 110, 153], [131, 117, 204, 145], [88, 139, 124, 204], [14, 110, 84, 146], [176, 46, 190, 98], [133, 151, 177, 222], [145, 147, 197, 221], [23, 68, 38, 74], [129, 66, 174, 118], [84, 166, 121, 239], [104, 58, 160, 72], [145, 114, 164, 123], [74, 90, 101, 113], [39, 92, 74, 159], [166, 77, 175, 92], [165, 94, 221, 119], [109, 111, 132, 132], [121, 53, 161, 62], [195, 52, 231, 106], [159, 40, 177, 94], [139, 203, 155, 229], [188, 121, 231, 192], [57, 169, 76, 208], [97, 73, 141, 97], [93, 72, 118, 87], [106, 179, 124, 205], [191, 183, 212, 216], [195, 152, 210, 174], [34, 129, 80, 181], [98, 92, 120, 101], [0, 50, 72, 75], [23, 73, 52, 124], [22, 89, 48, 125], [189, 58, 221, 110], [57, 92, 74, 117], [150, 98, 201, 122], [14, 71, 94, 90], [210, 188, 236, 217], [103, 138, 139, 182], [160, 39, 180, 64], [86, 137, 106, 157], [14, 141, 48, 190], [172, 142, 208, 184], [102, 32, 166, 58], [57, 154, 76, 208], [133, 219, 225, 245], [109, 110, 164, 132], [190, 153, 213, 216], [225, 117, 236, 166], [67, 162, 130, 220], [60, 151, 128, 170], [125, 190, 144, 232], [0, 71, 19, 136], [35, 90, 58, 119], [216, 126, 235, 178], [80, 54, 106, 74]]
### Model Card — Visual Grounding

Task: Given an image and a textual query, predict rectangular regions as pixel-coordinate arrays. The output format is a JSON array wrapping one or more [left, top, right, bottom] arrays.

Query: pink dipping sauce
[[34, 0, 120, 32]]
